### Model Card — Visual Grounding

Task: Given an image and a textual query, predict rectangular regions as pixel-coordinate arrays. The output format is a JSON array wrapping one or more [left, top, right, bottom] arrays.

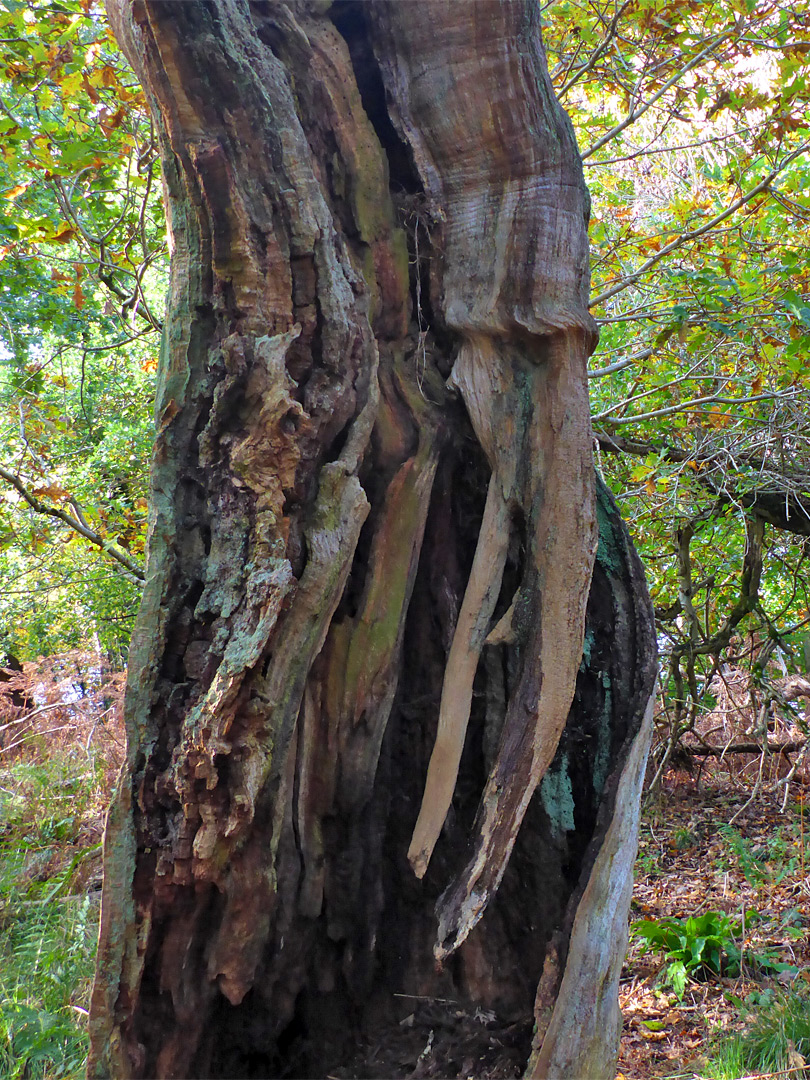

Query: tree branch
[[681, 739, 806, 757], [594, 431, 810, 536], [583, 125, 760, 169], [0, 465, 145, 582], [556, 1, 632, 98], [580, 25, 741, 162], [588, 347, 653, 379], [594, 389, 798, 426], [589, 142, 810, 310], [673, 515, 763, 660]]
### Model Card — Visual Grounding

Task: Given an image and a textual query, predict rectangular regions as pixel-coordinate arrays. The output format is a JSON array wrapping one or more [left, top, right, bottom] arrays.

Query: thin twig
[[590, 143, 810, 309]]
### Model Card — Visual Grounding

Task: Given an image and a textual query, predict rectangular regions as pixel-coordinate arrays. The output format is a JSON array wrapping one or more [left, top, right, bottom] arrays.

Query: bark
[[0, 653, 30, 712], [89, 3, 657, 1078]]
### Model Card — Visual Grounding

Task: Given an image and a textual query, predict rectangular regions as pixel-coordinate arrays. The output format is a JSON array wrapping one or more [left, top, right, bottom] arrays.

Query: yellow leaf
[[58, 70, 83, 98], [706, 408, 730, 429], [3, 182, 30, 201], [645, 477, 656, 495]]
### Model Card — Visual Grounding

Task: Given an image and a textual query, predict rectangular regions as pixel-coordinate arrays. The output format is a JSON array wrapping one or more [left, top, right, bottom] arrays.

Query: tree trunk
[[89, 2, 657, 1077]]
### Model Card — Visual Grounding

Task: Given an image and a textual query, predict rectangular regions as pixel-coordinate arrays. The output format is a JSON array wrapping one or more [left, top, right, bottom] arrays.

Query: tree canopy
[[1, 0, 809, 764], [544, 0, 810, 775], [0, 0, 162, 660]]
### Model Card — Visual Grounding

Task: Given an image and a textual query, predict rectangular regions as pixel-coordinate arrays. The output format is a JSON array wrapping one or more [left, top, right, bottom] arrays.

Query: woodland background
[[1, 0, 809, 1076]]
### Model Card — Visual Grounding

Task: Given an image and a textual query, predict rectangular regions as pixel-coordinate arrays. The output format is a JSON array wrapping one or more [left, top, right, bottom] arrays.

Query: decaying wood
[[407, 470, 509, 878], [682, 740, 807, 757], [371, 3, 599, 940], [527, 691, 655, 1079], [89, 3, 656, 1078], [432, 332, 597, 958]]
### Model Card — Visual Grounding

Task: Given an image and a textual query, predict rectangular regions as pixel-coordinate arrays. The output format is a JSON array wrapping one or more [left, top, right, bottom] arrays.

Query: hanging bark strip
[[368, 5, 599, 940]]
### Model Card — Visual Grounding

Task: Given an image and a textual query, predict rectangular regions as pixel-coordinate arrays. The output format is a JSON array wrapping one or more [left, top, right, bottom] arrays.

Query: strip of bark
[[408, 471, 510, 878]]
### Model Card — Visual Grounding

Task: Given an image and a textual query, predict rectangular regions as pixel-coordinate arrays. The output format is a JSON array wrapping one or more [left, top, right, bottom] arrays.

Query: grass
[[701, 991, 810, 1079], [0, 753, 106, 1079], [0, 893, 97, 1079]]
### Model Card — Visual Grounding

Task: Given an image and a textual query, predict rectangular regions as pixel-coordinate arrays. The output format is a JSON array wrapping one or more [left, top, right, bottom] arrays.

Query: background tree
[[542, 0, 810, 780], [87, 2, 655, 1078], [0, 0, 162, 662]]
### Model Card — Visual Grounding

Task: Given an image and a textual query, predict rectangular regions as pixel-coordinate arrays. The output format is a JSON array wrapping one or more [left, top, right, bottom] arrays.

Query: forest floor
[[617, 769, 810, 1079], [339, 767, 810, 1080], [1, 653, 809, 1078]]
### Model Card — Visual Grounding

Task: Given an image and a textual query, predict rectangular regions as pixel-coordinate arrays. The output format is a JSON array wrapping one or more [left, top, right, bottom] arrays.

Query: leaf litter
[[618, 764, 810, 1079]]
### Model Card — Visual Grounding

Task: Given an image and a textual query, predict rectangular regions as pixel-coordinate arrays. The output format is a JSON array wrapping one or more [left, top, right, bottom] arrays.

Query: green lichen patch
[[541, 754, 576, 837]]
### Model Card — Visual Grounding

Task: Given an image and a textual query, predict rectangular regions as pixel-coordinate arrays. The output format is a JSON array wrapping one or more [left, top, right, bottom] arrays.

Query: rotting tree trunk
[[89, 3, 657, 1078]]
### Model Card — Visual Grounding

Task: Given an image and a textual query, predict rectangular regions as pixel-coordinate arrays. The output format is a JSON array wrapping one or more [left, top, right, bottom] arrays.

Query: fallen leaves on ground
[[618, 770, 810, 1079]]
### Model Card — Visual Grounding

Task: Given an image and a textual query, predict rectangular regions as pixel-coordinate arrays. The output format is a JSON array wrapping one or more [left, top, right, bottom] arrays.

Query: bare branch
[[588, 346, 653, 379], [594, 390, 797, 426], [583, 126, 760, 169], [556, 1, 632, 98], [681, 739, 807, 757], [594, 432, 810, 535]]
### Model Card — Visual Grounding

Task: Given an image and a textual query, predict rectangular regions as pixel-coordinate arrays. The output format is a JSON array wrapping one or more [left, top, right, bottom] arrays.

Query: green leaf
[[641, 1019, 667, 1031], [667, 961, 688, 999]]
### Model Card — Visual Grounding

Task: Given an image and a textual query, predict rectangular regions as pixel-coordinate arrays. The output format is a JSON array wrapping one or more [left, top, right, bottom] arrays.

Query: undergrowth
[[0, 892, 96, 1078], [701, 991, 810, 1079], [0, 652, 125, 1079], [0, 753, 106, 1078], [2, 651, 808, 1079]]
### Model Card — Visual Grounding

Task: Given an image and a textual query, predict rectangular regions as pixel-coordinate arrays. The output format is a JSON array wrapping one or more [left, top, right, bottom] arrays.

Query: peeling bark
[[89, 3, 656, 1078], [407, 469, 509, 879]]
